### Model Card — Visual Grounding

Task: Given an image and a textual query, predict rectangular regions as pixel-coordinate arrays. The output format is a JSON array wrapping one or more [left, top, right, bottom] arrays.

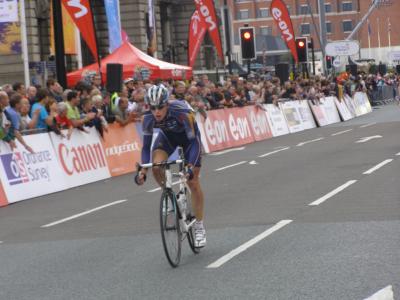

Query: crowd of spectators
[[0, 69, 399, 151]]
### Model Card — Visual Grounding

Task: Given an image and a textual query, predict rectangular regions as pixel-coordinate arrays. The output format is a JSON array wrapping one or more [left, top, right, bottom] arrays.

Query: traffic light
[[326, 56, 332, 69], [239, 27, 256, 60], [295, 37, 308, 63]]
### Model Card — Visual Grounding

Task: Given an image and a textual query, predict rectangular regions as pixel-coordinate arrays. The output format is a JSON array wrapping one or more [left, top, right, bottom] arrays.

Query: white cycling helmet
[[145, 84, 169, 107]]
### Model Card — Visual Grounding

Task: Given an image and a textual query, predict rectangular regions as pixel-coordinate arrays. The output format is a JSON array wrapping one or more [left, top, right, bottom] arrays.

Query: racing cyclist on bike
[[135, 84, 206, 248]]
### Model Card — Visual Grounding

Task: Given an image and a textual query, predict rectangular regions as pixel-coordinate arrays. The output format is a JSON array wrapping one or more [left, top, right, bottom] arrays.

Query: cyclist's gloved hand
[[186, 167, 194, 181], [135, 172, 147, 185]]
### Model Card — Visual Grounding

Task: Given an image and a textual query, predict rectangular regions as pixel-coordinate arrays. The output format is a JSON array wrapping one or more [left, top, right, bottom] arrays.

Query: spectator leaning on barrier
[[53, 102, 73, 139], [66, 90, 95, 128], [0, 91, 16, 150], [113, 96, 137, 126], [12, 82, 26, 99], [20, 97, 39, 131], [30, 88, 53, 130], [5, 94, 34, 153]]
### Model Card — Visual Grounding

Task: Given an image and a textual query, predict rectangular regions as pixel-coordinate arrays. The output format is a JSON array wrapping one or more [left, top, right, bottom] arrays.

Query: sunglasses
[[150, 104, 166, 111]]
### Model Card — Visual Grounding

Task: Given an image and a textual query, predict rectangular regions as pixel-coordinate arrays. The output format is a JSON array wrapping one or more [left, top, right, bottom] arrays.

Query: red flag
[[194, 0, 224, 63], [62, 0, 98, 61], [188, 10, 207, 67], [270, 0, 298, 63]]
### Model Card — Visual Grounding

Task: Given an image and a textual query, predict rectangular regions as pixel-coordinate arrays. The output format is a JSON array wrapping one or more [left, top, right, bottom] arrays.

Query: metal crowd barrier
[[369, 85, 398, 106]]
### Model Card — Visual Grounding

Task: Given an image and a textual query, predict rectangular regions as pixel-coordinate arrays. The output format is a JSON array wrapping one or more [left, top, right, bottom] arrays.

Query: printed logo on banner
[[0, 151, 53, 186], [58, 142, 107, 176]]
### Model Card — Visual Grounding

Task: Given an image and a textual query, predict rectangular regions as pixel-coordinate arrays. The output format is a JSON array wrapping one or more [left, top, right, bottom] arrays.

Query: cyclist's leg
[[187, 167, 204, 221], [152, 131, 175, 186]]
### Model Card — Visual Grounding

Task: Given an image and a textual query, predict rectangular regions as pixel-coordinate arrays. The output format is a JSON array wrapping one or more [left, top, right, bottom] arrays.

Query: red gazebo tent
[[67, 42, 192, 87]]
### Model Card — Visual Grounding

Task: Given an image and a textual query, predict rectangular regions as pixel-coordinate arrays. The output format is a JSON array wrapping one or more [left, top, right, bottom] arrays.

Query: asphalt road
[[0, 104, 399, 300]]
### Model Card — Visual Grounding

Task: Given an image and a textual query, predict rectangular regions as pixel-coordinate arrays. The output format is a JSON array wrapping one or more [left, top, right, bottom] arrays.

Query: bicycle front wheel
[[160, 190, 182, 267]]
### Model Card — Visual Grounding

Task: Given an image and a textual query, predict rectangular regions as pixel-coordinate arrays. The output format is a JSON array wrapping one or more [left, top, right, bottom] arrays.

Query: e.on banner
[[197, 108, 255, 153], [245, 106, 273, 141], [50, 128, 111, 188], [0, 133, 67, 204], [101, 123, 142, 177]]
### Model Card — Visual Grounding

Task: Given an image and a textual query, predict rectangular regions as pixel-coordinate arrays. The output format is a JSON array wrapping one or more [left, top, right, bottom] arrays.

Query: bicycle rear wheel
[[160, 190, 182, 267]]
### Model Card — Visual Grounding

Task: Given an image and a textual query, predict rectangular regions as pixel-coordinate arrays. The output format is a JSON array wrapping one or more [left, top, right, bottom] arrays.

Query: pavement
[[0, 104, 399, 300]]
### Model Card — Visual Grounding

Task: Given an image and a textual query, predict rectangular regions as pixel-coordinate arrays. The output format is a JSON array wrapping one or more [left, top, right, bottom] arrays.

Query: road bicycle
[[136, 147, 200, 267]]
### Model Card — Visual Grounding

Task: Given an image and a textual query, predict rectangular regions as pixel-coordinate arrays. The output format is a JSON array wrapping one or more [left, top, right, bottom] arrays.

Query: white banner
[[334, 97, 354, 121], [344, 94, 357, 117], [0, 0, 18, 23], [263, 104, 290, 136], [0, 133, 67, 203], [279, 101, 305, 133], [309, 101, 329, 127], [321, 97, 341, 124], [50, 128, 111, 188], [353, 92, 370, 116]]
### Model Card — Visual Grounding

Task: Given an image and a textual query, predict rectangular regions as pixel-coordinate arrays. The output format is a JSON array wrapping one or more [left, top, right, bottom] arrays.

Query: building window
[[237, 9, 249, 20], [300, 23, 311, 35], [257, 8, 269, 18], [326, 22, 332, 33], [260, 26, 272, 36], [342, 20, 353, 32], [325, 3, 332, 13], [300, 4, 311, 15], [342, 2, 353, 12]]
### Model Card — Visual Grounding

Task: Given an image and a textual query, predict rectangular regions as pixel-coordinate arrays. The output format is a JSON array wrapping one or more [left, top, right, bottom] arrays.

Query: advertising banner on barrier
[[197, 108, 255, 153], [353, 92, 370, 116], [0, 134, 67, 204], [344, 94, 357, 117], [298, 100, 317, 129], [279, 100, 316, 132], [320, 97, 341, 124], [309, 101, 329, 127], [0, 181, 8, 207], [263, 104, 290, 137], [101, 123, 142, 177], [334, 97, 354, 121], [50, 128, 111, 188], [245, 106, 273, 141]]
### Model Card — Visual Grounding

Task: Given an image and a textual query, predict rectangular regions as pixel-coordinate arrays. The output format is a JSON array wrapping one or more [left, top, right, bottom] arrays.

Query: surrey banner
[[270, 0, 298, 63], [194, 0, 224, 63], [188, 10, 207, 67], [62, 0, 98, 61]]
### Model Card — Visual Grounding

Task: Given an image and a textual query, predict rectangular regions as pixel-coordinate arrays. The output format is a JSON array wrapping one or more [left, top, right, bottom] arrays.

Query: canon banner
[[270, 0, 298, 63], [62, 0, 98, 61], [194, 0, 224, 63], [188, 10, 207, 67]]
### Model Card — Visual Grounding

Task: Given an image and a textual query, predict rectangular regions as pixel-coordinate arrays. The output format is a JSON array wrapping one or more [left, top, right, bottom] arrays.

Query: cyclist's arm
[[181, 112, 201, 167], [140, 114, 154, 167]]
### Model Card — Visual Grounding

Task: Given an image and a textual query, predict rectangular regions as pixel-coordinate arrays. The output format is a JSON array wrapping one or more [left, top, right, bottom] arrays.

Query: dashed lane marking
[[331, 129, 353, 136], [309, 180, 358, 206], [214, 161, 248, 171], [359, 122, 377, 128], [258, 147, 290, 158], [296, 137, 325, 147], [147, 181, 180, 193], [363, 159, 393, 175], [41, 200, 127, 228], [207, 220, 293, 269], [209, 147, 246, 156]]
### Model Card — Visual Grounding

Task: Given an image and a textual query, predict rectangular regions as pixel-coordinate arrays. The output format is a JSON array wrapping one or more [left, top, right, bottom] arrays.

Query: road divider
[[207, 220, 293, 268], [309, 180, 357, 206], [363, 159, 393, 175]]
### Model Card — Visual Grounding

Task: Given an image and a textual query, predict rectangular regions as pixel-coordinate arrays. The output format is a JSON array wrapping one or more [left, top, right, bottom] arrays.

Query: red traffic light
[[298, 41, 305, 48], [243, 31, 252, 40]]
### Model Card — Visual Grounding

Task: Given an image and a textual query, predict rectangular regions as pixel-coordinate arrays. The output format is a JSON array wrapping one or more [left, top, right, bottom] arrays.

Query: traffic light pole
[[317, 0, 327, 76], [311, 39, 316, 75], [52, 0, 67, 88], [223, 0, 232, 74]]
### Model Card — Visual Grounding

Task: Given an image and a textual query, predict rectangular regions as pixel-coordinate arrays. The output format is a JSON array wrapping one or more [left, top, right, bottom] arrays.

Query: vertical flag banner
[[0, 0, 21, 55], [50, 2, 77, 55], [147, 0, 157, 56], [194, 0, 224, 63], [62, 0, 98, 61], [188, 10, 207, 67], [104, 0, 122, 53], [0, 0, 18, 22], [387, 17, 391, 48], [270, 0, 298, 63]]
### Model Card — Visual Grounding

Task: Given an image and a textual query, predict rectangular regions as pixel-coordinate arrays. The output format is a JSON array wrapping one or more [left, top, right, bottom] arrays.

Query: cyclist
[[135, 84, 206, 248]]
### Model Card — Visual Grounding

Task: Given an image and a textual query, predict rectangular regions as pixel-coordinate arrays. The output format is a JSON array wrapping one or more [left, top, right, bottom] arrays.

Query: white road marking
[[396, 152, 400, 156], [331, 129, 353, 136], [215, 161, 248, 171], [0, 241, 3, 244], [210, 147, 245, 156], [258, 147, 290, 158], [207, 220, 293, 269], [41, 200, 127, 228], [360, 122, 377, 128], [363, 159, 393, 175], [249, 160, 259, 165], [309, 180, 357, 206], [147, 181, 180, 193], [297, 137, 324, 147], [356, 135, 382, 143], [364, 285, 394, 300]]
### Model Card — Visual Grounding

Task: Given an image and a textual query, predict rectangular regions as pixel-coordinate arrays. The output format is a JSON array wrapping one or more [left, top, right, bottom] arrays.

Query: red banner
[[194, 0, 224, 63], [270, 0, 298, 63], [62, 0, 98, 61], [188, 10, 207, 67], [245, 106, 273, 141]]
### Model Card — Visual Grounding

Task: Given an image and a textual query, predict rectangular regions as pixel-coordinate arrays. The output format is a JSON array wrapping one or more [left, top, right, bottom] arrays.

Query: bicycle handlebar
[[136, 159, 185, 172]]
